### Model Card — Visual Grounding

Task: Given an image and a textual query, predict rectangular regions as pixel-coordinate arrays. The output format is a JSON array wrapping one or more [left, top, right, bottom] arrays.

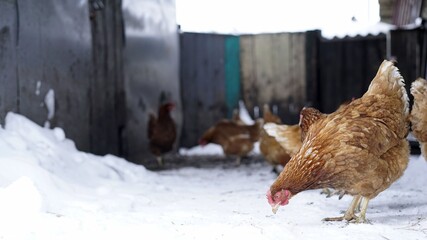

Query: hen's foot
[[235, 157, 241, 166], [156, 156, 163, 167], [320, 188, 333, 197], [323, 213, 356, 222], [354, 215, 370, 224]]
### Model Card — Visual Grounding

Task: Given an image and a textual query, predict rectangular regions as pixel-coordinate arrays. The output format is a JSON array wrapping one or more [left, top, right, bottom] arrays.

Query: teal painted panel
[[225, 36, 241, 118]]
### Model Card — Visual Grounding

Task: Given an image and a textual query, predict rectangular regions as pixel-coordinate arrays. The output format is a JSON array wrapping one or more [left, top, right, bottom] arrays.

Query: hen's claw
[[323, 213, 355, 222]]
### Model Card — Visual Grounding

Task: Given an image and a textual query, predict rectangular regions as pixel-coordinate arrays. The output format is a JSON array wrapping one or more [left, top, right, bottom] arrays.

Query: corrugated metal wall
[[122, 0, 181, 164], [0, 0, 180, 164], [89, 0, 125, 156], [0, 0, 18, 121], [0, 0, 92, 151], [240, 32, 307, 124]]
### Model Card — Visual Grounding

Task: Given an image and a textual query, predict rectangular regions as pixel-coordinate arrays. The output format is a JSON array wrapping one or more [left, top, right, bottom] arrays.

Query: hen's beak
[[272, 203, 281, 214]]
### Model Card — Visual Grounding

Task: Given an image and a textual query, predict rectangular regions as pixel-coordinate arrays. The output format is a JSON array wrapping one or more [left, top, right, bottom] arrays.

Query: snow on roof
[[321, 22, 395, 39]]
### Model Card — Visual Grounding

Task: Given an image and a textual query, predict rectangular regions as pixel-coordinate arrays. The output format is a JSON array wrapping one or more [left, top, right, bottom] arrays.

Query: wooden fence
[[317, 34, 388, 113], [390, 28, 427, 105], [178, 31, 404, 147], [240, 32, 312, 124], [180, 33, 240, 147]]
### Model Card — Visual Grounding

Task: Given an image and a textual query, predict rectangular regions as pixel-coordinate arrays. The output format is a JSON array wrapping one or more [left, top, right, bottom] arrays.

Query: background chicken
[[199, 119, 263, 165], [410, 78, 427, 160], [148, 102, 177, 166], [266, 60, 410, 223], [260, 104, 301, 173]]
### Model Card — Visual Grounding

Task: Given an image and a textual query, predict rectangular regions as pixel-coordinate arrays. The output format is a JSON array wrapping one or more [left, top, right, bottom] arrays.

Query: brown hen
[[266, 60, 410, 223], [148, 102, 176, 166], [199, 119, 263, 165], [410, 78, 427, 160]]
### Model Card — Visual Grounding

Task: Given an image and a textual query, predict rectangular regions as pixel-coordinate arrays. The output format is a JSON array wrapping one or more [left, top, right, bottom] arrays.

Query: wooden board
[[179, 33, 228, 147], [240, 32, 307, 123], [318, 35, 387, 113]]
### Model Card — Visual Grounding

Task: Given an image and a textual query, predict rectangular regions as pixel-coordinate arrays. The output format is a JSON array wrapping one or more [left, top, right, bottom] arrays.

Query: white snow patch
[[36, 81, 41, 96], [44, 89, 55, 128], [179, 143, 224, 156], [239, 100, 255, 125]]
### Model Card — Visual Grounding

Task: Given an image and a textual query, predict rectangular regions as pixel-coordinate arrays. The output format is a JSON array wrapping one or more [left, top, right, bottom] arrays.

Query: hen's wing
[[148, 113, 157, 139]]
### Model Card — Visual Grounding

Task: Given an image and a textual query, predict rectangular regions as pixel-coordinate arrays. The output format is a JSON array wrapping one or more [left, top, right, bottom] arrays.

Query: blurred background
[[0, 0, 425, 166]]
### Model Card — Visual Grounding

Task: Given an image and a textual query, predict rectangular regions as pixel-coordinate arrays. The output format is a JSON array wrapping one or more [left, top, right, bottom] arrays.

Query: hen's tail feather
[[263, 123, 300, 155], [365, 60, 409, 117]]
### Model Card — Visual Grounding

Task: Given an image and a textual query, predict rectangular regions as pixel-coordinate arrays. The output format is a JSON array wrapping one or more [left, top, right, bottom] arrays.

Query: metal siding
[[16, 0, 92, 151], [0, 0, 18, 123], [393, 0, 422, 26], [89, 0, 125, 156], [122, 0, 181, 164]]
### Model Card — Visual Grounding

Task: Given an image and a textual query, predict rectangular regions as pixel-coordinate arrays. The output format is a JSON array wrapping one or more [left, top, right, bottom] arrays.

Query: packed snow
[[0, 112, 426, 239], [44, 89, 55, 121]]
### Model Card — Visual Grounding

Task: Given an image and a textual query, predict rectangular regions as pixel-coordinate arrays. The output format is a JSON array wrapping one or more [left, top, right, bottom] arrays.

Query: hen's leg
[[354, 197, 370, 223], [156, 156, 163, 166], [323, 195, 361, 222], [235, 157, 241, 166]]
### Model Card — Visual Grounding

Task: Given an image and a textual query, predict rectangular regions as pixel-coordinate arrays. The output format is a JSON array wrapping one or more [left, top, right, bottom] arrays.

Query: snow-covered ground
[[0, 112, 426, 239]]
